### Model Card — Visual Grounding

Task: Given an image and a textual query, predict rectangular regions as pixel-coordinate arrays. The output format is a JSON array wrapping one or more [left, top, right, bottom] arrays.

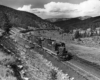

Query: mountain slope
[[49, 16, 100, 32], [45, 18, 70, 22], [0, 5, 57, 31]]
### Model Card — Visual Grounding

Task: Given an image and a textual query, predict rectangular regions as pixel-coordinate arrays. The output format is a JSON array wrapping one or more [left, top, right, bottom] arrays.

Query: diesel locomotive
[[39, 38, 72, 61]]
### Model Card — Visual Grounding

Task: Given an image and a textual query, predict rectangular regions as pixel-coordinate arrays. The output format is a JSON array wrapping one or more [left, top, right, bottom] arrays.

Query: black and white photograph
[[0, 0, 100, 80]]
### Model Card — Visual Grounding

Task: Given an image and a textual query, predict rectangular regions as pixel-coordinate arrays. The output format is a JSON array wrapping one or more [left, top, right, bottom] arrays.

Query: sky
[[1, 0, 100, 19]]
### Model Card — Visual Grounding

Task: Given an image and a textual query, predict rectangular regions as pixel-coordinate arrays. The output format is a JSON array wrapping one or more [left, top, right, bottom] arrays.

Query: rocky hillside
[[0, 5, 58, 32]]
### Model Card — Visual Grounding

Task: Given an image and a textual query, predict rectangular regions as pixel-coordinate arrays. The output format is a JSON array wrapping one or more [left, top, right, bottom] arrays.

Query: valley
[[1, 4, 100, 80]]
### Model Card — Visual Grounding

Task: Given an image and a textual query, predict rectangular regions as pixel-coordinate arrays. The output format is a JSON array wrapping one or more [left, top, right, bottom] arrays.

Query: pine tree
[[74, 30, 81, 39], [2, 12, 12, 36]]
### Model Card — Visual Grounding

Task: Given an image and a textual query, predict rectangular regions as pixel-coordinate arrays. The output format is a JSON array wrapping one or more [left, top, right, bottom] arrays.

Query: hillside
[[48, 16, 100, 33], [46, 16, 91, 23], [0, 5, 57, 32], [45, 18, 70, 22]]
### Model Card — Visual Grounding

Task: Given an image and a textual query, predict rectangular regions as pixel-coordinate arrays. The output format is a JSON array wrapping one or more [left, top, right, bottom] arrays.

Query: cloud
[[18, 4, 33, 12], [17, 0, 100, 19]]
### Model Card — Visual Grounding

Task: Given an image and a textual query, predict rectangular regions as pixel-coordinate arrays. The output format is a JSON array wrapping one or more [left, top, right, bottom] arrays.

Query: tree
[[2, 12, 12, 35], [74, 30, 81, 39]]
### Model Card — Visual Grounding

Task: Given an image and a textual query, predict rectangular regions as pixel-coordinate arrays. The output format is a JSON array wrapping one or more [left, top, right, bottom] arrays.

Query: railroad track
[[42, 47, 100, 80]]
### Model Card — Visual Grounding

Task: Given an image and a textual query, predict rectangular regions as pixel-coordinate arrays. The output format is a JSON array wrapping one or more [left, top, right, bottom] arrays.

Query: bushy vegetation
[[0, 49, 17, 80]]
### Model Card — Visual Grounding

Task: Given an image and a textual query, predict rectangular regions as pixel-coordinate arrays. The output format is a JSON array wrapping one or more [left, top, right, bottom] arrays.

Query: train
[[36, 37, 73, 61], [22, 35, 73, 61]]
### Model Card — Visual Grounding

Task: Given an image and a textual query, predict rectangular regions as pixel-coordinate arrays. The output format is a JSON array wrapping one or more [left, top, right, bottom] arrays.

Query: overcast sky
[[1, 0, 100, 19]]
